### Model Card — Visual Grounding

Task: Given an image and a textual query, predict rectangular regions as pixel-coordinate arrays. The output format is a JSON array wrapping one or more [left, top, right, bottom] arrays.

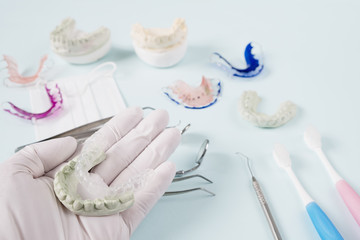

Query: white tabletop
[[1, 0, 360, 239]]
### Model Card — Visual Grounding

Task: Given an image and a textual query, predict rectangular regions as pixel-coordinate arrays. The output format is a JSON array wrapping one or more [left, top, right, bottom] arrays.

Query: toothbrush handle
[[306, 202, 343, 240], [336, 179, 360, 226]]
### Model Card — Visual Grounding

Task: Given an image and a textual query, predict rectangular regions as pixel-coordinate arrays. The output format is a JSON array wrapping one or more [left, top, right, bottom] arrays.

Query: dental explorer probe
[[243, 154, 282, 240]]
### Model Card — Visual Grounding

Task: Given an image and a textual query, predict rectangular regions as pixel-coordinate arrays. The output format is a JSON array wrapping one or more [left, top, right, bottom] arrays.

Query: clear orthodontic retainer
[[53, 131, 153, 216]]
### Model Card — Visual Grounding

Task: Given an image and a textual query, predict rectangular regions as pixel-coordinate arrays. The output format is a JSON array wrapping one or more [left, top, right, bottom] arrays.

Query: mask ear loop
[[64, 62, 117, 97], [86, 61, 117, 84]]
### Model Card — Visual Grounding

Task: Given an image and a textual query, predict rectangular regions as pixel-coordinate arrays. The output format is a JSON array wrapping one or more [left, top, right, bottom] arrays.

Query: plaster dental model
[[238, 91, 296, 128], [131, 18, 188, 67], [210, 42, 264, 78], [3, 84, 63, 120], [163, 76, 221, 109], [1, 55, 49, 87], [50, 18, 111, 64], [53, 132, 152, 216]]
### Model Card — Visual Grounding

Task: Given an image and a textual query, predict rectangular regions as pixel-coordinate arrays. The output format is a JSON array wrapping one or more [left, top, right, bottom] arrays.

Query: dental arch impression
[[131, 18, 188, 67], [53, 132, 151, 216], [50, 18, 111, 64], [238, 91, 297, 128]]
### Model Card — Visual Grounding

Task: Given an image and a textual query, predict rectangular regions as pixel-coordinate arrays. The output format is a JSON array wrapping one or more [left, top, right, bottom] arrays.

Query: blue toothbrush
[[273, 144, 343, 240]]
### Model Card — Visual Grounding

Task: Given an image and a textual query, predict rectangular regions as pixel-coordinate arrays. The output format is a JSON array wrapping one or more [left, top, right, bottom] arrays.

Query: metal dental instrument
[[15, 116, 111, 152], [165, 138, 214, 196], [180, 123, 191, 135], [175, 139, 209, 177], [14, 106, 187, 152], [164, 187, 215, 196], [242, 153, 282, 240], [172, 174, 213, 183], [164, 174, 215, 196]]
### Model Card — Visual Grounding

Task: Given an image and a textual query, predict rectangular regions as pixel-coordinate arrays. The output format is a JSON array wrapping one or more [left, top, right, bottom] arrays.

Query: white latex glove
[[0, 107, 181, 239]]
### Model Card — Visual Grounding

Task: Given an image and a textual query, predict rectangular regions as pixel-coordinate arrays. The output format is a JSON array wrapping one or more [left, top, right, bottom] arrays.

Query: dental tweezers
[[15, 107, 158, 152], [15, 116, 111, 152]]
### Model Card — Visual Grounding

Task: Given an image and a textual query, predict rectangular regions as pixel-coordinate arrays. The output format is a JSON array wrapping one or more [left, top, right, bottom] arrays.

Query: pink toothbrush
[[304, 126, 360, 226]]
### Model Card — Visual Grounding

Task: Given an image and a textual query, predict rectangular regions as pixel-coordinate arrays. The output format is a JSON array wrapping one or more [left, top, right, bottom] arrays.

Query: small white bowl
[[133, 40, 187, 68]]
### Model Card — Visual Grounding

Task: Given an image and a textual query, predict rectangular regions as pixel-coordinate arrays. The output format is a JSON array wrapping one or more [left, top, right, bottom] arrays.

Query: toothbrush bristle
[[273, 144, 292, 168], [304, 125, 322, 150]]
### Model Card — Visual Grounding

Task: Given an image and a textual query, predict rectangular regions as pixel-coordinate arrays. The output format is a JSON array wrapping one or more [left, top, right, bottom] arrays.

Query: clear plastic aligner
[[53, 130, 153, 216], [238, 91, 297, 128]]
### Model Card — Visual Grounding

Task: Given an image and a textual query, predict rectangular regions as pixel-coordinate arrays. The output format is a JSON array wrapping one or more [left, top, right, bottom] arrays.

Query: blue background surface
[[1, 0, 360, 239]]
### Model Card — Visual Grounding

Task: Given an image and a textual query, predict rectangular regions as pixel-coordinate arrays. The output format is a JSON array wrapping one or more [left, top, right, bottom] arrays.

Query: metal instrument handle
[[252, 177, 282, 240]]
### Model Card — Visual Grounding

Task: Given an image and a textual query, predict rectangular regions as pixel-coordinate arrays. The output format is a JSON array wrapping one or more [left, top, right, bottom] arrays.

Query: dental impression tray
[[54, 132, 151, 216], [50, 18, 111, 64], [131, 18, 188, 67], [238, 91, 297, 128]]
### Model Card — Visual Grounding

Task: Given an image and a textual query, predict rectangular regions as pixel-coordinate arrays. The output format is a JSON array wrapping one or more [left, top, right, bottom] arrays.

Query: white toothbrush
[[304, 126, 360, 226], [273, 144, 343, 240]]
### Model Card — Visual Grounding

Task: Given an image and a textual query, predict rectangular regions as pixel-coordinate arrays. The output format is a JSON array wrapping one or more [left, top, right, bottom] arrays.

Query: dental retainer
[[210, 42, 264, 78], [163, 76, 222, 109], [238, 91, 297, 128], [1, 55, 50, 87], [50, 18, 111, 64], [3, 83, 63, 120], [54, 132, 152, 216], [131, 18, 188, 68]]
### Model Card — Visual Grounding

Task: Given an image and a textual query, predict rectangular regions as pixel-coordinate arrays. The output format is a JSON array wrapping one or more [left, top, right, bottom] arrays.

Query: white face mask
[[29, 62, 126, 140]]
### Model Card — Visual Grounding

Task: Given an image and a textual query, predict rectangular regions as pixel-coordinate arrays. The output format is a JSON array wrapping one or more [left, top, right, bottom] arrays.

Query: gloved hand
[[0, 107, 181, 240]]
